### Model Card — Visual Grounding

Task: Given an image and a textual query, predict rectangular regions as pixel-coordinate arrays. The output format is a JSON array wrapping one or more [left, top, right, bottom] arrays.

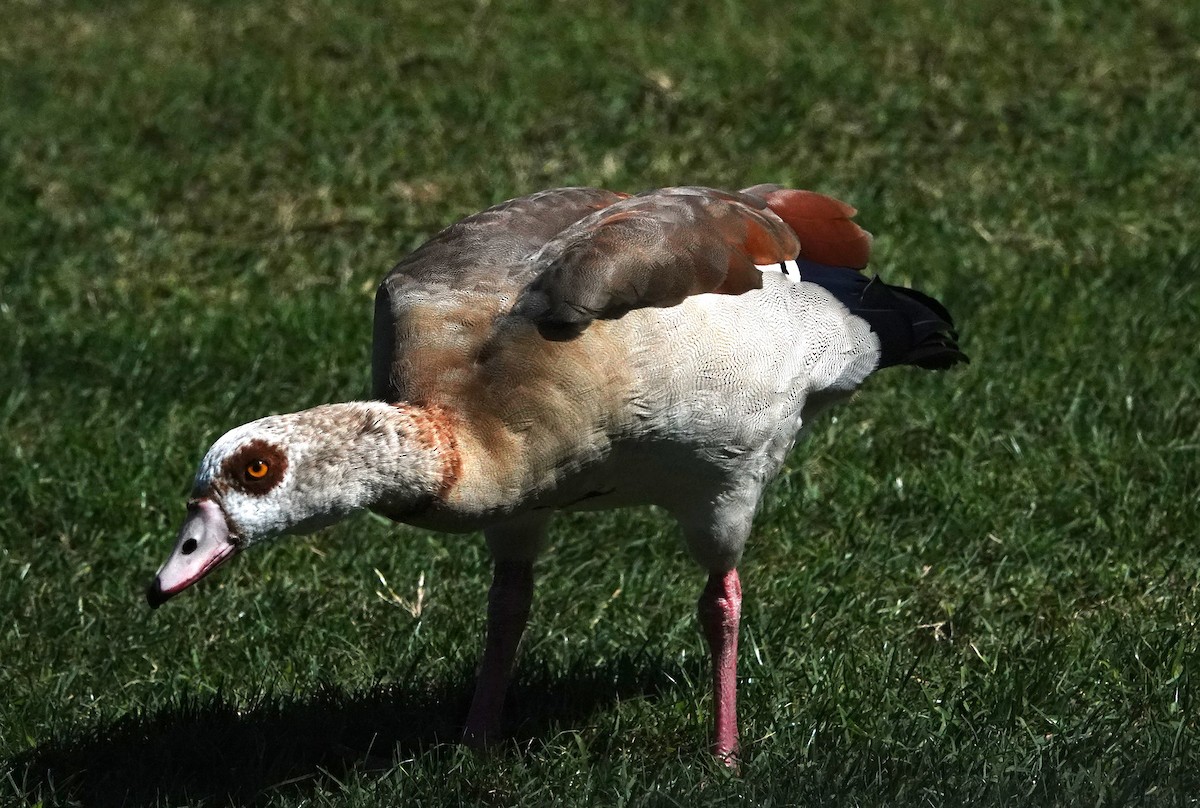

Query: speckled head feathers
[[191, 402, 448, 545]]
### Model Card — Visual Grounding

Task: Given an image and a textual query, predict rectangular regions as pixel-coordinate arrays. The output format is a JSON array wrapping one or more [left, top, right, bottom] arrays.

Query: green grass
[[2, 0, 1199, 805]]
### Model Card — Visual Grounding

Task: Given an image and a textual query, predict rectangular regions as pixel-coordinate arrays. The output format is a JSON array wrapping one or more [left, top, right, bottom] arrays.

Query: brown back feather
[[517, 187, 800, 334], [373, 188, 629, 401]]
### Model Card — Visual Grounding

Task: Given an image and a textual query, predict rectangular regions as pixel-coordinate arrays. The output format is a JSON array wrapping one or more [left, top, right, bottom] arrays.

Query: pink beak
[[146, 498, 239, 608]]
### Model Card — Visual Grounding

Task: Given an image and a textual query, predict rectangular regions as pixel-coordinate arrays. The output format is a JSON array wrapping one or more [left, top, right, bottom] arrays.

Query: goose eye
[[245, 460, 269, 480]]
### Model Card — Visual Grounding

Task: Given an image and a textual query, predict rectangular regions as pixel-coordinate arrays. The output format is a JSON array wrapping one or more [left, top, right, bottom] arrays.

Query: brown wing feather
[[516, 187, 800, 335], [382, 187, 629, 289], [745, 187, 873, 269], [373, 187, 628, 400]]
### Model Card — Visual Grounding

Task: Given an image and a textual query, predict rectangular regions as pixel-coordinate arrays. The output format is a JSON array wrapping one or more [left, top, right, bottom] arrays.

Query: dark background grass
[[2, 0, 1198, 805]]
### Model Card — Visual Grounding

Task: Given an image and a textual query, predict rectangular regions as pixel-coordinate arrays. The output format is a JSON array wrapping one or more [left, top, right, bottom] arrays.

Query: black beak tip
[[146, 579, 169, 609]]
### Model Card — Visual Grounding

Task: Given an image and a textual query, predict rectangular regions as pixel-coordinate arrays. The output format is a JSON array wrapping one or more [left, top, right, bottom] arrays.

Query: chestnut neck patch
[[221, 439, 288, 496]]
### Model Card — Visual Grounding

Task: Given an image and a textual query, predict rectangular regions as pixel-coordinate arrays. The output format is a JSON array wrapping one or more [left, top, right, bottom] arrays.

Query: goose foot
[[462, 559, 534, 748]]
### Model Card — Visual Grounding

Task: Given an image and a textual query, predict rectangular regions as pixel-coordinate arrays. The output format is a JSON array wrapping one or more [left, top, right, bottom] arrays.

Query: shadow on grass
[[7, 652, 692, 808]]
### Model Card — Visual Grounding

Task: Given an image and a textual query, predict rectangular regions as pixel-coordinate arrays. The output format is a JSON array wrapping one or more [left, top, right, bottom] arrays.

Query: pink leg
[[462, 560, 534, 748], [698, 568, 742, 762]]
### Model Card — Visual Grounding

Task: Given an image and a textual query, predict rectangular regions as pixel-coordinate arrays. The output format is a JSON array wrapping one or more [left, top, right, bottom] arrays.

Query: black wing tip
[[795, 263, 967, 372], [906, 344, 970, 370]]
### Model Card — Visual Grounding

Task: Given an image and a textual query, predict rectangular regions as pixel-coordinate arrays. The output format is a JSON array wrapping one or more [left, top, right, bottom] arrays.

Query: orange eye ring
[[246, 460, 269, 480]]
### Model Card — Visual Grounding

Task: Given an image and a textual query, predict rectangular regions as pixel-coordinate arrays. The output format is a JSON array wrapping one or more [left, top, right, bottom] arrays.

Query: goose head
[[146, 402, 448, 607]]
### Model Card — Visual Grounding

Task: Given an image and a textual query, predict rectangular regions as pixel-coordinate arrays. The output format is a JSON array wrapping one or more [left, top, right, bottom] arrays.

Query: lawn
[[2, 0, 1198, 805]]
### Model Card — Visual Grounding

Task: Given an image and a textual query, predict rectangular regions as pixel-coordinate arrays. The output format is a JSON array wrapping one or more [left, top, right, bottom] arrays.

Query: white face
[[149, 404, 394, 608], [193, 416, 336, 545]]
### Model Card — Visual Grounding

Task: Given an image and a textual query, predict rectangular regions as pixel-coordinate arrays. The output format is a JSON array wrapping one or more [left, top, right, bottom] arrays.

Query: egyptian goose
[[146, 185, 965, 761]]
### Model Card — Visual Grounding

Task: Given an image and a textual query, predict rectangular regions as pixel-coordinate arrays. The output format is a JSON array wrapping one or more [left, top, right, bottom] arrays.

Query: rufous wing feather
[[753, 188, 873, 269]]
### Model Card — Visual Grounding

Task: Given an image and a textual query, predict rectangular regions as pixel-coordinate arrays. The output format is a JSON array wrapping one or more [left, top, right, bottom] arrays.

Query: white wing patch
[[755, 260, 804, 283]]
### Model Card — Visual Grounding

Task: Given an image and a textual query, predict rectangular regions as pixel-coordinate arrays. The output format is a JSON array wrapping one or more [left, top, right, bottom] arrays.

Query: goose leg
[[698, 568, 742, 762], [462, 559, 534, 748]]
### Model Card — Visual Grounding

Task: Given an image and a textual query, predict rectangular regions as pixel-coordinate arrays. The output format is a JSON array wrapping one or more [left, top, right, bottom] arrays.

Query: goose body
[[148, 185, 965, 760]]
